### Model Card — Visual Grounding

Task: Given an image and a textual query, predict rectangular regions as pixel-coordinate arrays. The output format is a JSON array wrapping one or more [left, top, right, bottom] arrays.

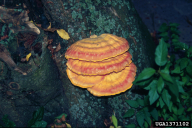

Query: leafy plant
[[122, 23, 192, 128], [28, 106, 47, 127], [0, 115, 16, 127], [0, 107, 71, 128], [108, 115, 122, 128], [158, 22, 191, 58]]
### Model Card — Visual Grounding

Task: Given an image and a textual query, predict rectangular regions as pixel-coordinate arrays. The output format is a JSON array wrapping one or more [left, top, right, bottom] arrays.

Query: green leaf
[[159, 32, 168, 37], [126, 100, 139, 108], [158, 110, 162, 117], [178, 79, 185, 87], [161, 61, 172, 74], [162, 37, 169, 42], [172, 105, 178, 115], [163, 107, 166, 114], [177, 80, 185, 93], [177, 97, 180, 103], [165, 80, 179, 98], [168, 101, 173, 112], [176, 58, 182, 65], [182, 77, 188, 85], [186, 64, 192, 77], [187, 107, 192, 112], [125, 124, 136, 128], [162, 113, 169, 120], [112, 115, 118, 128], [170, 27, 180, 34], [155, 38, 168, 66], [31, 120, 47, 127], [136, 110, 145, 127], [187, 82, 192, 86], [162, 89, 171, 108], [1, 115, 16, 127], [170, 54, 175, 63], [186, 46, 192, 57], [169, 22, 179, 27], [134, 77, 154, 87], [180, 58, 189, 70], [55, 113, 67, 119], [177, 107, 185, 116], [144, 80, 157, 90], [171, 65, 180, 74], [180, 71, 184, 76], [157, 77, 164, 93], [28, 107, 44, 127], [144, 95, 150, 106], [172, 41, 188, 50], [178, 115, 190, 121], [181, 93, 188, 99], [136, 99, 144, 107], [158, 23, 169, 33], [144, 121, 149, 128], [149, 85, 159, 105], [160, 71, 173, 83], [171, 34, 179, 40], [187, 46, 192, 53], [156, 101, 159, 107], [143, 108, 151, 125], [134, 68, 156, 83], [172, 115, 178, 121], [150, 108, 158, 120], [159, 97, 165, 108], [123, 109, 135, 118], [172, 38, 179, 43]]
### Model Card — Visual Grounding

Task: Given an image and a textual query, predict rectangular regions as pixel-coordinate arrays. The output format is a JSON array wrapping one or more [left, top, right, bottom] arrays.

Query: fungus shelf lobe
[[65, 34, 129, 61], [87, 62, 137, 96], [66, 52, 132, 75]]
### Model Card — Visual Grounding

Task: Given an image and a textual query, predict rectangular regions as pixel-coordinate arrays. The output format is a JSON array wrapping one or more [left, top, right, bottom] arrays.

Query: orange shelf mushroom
[[65, 34, 137, 97]]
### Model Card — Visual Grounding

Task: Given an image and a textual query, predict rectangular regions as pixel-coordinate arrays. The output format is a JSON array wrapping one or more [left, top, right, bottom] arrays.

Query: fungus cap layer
[[66, 68, 105, 88], [87, 62, 137, 96], [65, 34, 129, 61], [66, 52, 132, 75]]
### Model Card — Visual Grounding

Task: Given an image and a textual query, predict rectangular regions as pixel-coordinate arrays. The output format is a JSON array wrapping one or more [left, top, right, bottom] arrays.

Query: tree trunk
[[0, 0, 156, 127], [41, 0, 156, 127]]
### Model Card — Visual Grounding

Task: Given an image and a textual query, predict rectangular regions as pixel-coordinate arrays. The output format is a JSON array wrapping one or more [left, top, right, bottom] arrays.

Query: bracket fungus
[[65, 34, 137, 96]]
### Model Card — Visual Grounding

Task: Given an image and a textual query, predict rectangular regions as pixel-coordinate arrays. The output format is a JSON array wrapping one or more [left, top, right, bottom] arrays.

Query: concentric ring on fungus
[[87, 62, 137, 96], [66, 68, 105, 88], [66, 52, 132, 75], [65, 34, 129, 61]]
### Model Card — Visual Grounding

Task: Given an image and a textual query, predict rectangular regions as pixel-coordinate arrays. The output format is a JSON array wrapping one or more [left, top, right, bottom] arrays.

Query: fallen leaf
[[1, 35, 8, 40], [47, 22, 51, 29], [57, 29, 70, 40], [26, 53, 31, 61], [61, 115, 66, 122], [6, 91, 13, 95], [48, 39, 53, 44], [44, 27, 57, 32], [55, 43, 61, 52]]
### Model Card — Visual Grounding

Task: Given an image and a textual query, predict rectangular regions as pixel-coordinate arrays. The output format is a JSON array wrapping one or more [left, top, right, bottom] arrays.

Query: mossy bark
[[0, 34, 67, 127]]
